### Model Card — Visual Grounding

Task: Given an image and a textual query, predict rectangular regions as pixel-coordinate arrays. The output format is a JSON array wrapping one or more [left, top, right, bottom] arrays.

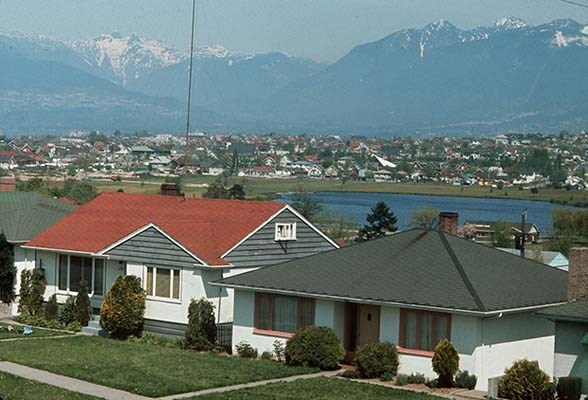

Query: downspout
[[217, 269, 223, 325]]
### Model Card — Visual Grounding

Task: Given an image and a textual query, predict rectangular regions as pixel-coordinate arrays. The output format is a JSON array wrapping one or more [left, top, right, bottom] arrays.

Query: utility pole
[[184, 0, 197, 191], [520, 209, 527, 258]]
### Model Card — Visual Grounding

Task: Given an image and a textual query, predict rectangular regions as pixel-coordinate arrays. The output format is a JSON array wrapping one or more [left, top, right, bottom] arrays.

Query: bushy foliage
[[235, 341, 258, 358], [58, 296, 76, 325], [18, 269, 46, 316], [272, 340, 285, 362], [261, 351, 273, 361], [498, 359, 552, 400], [396, 373, 427, 386], [557, 377, 582, 400], [285, 326, 344, 370], [455, 370, 477, 390], [432, 339, 460, 388], [354, 342, 399, 378], [0, 232, 15, 303], [74, 280, 92, 326], [100, 275, 146, 339], [338, 369, 360, 379], [45, 294, 59, 321], [184, 298, 216, 351]]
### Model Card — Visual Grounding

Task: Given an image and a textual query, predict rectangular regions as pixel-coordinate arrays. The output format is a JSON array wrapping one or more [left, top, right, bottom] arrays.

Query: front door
[[357, 304, 380, 347]]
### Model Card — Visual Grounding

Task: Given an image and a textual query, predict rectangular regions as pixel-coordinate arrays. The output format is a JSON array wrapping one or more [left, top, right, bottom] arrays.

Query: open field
[[0, 336, 317, 397], [0, 372, 99, 400], [55, 175, 588, 206], [197, 377, 443, 400]]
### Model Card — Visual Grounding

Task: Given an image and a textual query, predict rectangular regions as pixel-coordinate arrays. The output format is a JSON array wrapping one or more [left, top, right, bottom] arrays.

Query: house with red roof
[[23, 192, 338, 335]]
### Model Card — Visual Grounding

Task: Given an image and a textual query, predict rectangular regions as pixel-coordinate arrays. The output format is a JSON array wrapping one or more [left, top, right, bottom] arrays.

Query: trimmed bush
[[235, 341, 258, 358], [45, 294, 59, 321], [58, 296, 76, 325], [338, 369, 360, 379], [557, 377, 582, 400], [432, 339, 459, 388], [455, 370, 477, 390], [285, 326, 344, 370], [261, 351, 273, 361], [184, 298, 216, 351], [354, 342, 399, 378], [395, 373, 427, 386], [74, 280, 92, 326], [100, 275, 146, 339], [498, 359, 552, 400], [18, 268, 46, 316]]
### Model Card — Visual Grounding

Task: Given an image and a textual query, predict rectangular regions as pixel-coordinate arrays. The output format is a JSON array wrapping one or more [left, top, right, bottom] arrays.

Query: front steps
[[82, 315, 107, 337]]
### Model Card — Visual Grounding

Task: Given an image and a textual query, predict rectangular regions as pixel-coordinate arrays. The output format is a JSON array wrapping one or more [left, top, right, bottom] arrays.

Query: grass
[[0, 372, 99, 400], [196, 377, 443, 400], [0, 336, 317, 397], [0, 323, 70, 340]]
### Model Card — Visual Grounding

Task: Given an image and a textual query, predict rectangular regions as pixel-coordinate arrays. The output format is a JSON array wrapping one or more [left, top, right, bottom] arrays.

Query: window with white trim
[[57, 254, 105, 296], [145, 266, 180, 300], [275, 222, 297, 241]]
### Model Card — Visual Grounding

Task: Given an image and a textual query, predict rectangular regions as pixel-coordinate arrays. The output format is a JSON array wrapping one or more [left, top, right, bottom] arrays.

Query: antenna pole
[[185, 0, 197, 182], [520, 209, 527, 258]]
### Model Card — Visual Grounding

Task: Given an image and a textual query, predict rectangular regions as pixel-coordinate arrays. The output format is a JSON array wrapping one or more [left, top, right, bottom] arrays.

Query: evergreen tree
[[0, 232, 15, 304], [356, 202, 398, 242], [185, 298, 216, 351], [75, 280, 92, 326]]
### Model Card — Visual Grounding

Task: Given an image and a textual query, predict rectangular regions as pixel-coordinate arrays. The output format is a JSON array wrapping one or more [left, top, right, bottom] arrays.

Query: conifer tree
[[356, 201, 398, 242], [0, 232, 15, 304]]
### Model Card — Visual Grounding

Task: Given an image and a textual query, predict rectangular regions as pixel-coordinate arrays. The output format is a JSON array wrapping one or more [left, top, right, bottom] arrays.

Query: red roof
[[27, 192, 285, 266]]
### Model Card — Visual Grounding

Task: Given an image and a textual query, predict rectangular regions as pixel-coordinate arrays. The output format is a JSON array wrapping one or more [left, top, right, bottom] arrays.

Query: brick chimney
[[568, 247, 588, 301], [438, 212, 458, 235]]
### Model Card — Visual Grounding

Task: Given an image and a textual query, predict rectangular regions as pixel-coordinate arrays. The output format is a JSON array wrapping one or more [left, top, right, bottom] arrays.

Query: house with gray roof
[[214, 214, 568, 391], [0, 192, 76, 315]]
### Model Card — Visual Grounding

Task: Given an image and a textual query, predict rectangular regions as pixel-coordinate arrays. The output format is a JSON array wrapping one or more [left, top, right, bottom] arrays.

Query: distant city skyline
[[1, 0, 587, 61]]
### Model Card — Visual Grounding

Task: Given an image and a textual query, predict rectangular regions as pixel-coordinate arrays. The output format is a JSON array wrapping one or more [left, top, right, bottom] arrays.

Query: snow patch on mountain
[[495, 17, 528, 30], [552, 31, 588, 47]]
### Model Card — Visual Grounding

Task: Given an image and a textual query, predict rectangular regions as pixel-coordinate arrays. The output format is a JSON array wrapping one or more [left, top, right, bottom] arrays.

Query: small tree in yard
[[356, 201, 398, 242], [74, 280, 92, 326], [18, 268, 46, 316], [45, 294, 59, 321], [100, 275, 146, 339], [0, 232, 15, 304], [185, 298, 216, 351], [432, 339, 460, 388]]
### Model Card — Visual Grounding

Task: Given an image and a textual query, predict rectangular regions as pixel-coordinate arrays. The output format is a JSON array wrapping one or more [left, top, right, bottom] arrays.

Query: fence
[[216, 322, 233, 353]]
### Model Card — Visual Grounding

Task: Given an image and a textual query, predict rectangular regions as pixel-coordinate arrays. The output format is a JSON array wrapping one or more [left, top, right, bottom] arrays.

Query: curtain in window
[[94, 259, 104, 296], [433, 315, 449, 347], [419, 313, 432, 351], [146, 267, 153, 296], [272, 296, 298, 333], [256, 294, 271, 330], [299, 299, 314, 328], [155, 268, 171, 298], [404, 311, 417, 349], [69, 256, 83, 292], [58, 255, 68, 291], [172, 270, 180, 299]]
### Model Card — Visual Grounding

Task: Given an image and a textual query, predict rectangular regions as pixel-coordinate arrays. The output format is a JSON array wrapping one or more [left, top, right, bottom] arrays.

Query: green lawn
[[0, 336, 317, 397], [197, 377, 442, 400], [0, 323, 71, 340], [0, 372, 99, 400]]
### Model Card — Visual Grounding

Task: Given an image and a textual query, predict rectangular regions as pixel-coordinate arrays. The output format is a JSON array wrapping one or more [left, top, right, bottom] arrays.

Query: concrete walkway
[[158, 369, 342, 400], [0, 362, 150, 400]]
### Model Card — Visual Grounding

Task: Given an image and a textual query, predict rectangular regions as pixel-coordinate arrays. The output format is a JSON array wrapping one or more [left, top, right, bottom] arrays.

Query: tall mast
[[185, 0, 197, 184]]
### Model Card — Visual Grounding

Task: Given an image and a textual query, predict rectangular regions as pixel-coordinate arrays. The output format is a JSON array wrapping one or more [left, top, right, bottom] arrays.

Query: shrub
[[557, 377, 582, 400], [338, 369, 360, 379], [58, 296, 76, 325], [396, 373, 427, 386], [285, 326, 344, 370], [273, 340, 285, 362], [184, 298, 216, 351], [498, 359, 552, 400], [354, 342, 399, 378], [65, 321, 82, 332], [235, 341, 258, 359], [45, 319, 62, 330], [396, 374, 410, 386], [18, 269, 46, 316], [455, 370, 477, 390], [45, 294, 59, 321], [74, 280, 92, 326], [432, 339, 459, 388], [261, 351, 273, 361], [100, 275, 146, 339]]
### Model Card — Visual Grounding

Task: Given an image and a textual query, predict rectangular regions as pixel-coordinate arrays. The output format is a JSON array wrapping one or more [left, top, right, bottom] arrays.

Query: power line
[[559, 0, 588, 8]]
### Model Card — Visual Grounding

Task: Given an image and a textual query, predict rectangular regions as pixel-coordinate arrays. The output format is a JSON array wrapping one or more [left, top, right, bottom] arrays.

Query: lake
[[279, 192, 578, 234]]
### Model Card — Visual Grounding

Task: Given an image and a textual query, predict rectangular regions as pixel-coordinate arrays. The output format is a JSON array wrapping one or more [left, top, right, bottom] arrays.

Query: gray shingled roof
[[535, 299, 588, 323], [217, 229, 568, 314], [0, 192, 76, 243]]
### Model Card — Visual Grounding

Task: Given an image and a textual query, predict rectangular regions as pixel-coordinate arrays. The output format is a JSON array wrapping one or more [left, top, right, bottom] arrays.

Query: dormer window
[[275, 223, 297, 241]]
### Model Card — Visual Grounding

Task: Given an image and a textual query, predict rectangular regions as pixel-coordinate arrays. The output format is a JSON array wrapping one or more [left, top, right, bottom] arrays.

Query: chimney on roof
[[568, 247, 588, 301], [438, 212, 458, 235]]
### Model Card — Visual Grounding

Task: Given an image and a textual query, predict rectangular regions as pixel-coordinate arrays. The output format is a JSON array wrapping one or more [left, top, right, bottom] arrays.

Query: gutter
[[534, 313, 588, 324], [210, 282, 569, 317]]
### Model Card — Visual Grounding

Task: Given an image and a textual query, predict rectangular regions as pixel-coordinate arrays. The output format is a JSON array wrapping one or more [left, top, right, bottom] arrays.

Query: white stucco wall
[[11, 245, 36, 315]]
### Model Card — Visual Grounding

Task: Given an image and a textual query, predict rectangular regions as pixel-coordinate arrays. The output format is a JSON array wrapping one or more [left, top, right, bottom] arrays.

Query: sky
[[1, 0, 587, 62]]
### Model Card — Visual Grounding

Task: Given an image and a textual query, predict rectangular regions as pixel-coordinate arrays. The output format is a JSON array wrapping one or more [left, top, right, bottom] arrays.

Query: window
[[275, 223, 297, 241], [399, 309, 451, 352], [254, 293, 314, 334], [57, 254, 106, 296], [145, 266, 180, 300]]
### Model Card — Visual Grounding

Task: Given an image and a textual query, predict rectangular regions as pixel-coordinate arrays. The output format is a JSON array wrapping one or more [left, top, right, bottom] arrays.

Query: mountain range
[[1, 17, 588, 136]]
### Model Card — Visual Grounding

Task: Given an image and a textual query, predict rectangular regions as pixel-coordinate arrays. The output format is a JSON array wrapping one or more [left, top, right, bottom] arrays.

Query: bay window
[[57, 254, 105, 296], [254, 293, 314, 334], [145, 266, 180, 300], [399, 309, 451, 352]]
